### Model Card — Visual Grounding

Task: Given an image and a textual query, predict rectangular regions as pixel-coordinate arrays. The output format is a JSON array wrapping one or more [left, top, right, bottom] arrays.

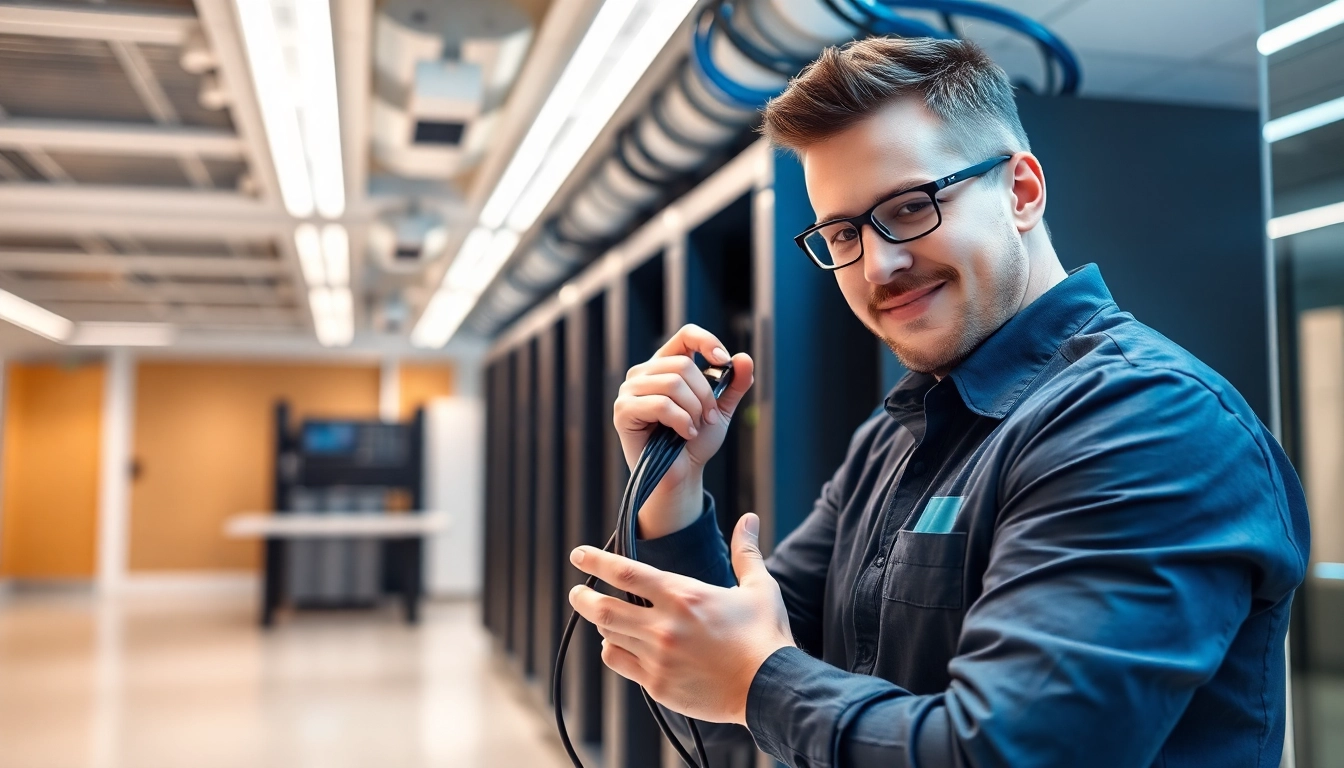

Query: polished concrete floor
[[0, 589, 571, 768]]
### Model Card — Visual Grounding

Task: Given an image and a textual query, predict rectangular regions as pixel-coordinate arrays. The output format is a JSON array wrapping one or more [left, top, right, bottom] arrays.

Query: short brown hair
[[762, 37, 1030, 163]]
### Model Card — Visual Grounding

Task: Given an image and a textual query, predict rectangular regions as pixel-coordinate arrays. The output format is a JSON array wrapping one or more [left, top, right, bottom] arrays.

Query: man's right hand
[[614, 323, 754, 540]]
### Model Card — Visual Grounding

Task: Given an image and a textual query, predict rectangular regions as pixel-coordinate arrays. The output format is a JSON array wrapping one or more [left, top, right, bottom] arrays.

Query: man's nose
[[861, 224, 913, 285]]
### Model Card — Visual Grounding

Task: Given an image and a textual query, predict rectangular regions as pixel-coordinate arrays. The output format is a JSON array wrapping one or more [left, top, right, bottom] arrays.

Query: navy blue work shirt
[[637, 264, 1310, 768]]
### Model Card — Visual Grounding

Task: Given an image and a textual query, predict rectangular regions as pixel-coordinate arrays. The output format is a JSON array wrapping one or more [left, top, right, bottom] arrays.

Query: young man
[[567, 37, 1309, 767]]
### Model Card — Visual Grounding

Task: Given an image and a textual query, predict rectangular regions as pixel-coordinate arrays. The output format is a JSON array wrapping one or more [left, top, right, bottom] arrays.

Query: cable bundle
[[554, 362, 735, 768]]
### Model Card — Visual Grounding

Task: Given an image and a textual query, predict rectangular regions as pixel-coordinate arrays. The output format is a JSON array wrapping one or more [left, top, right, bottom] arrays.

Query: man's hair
[[761, 37, 1030, 163]]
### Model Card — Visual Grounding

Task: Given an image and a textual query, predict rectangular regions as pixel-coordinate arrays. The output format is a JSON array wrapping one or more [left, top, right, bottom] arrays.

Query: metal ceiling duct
[[465, 0, 1081, 336]]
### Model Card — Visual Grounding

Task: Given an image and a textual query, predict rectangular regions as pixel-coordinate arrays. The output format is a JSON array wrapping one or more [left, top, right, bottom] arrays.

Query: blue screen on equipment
[[302, 422, 358, 455]]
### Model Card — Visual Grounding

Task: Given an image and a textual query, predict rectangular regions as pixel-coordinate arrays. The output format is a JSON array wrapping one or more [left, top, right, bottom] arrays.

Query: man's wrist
[[637, 469, 704, 539]]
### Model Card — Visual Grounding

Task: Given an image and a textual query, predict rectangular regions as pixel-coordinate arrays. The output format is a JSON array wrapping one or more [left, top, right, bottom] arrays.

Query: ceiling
[[0, 0, 1266, 358]]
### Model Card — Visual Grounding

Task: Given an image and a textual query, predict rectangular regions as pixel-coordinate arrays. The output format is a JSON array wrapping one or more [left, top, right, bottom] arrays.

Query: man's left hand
[[567, 513, 794, 726]]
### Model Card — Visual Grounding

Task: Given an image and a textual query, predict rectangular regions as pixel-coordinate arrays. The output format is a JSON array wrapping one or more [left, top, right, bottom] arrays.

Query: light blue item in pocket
[[912, 496, 964, 534]]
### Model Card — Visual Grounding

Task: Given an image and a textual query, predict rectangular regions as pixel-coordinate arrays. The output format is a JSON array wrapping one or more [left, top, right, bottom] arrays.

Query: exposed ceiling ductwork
[[444, 0, 1081, 341]]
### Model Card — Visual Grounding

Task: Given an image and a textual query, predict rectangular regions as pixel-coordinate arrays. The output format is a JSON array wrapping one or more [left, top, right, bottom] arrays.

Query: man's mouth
[[874, 280, 947, 315]]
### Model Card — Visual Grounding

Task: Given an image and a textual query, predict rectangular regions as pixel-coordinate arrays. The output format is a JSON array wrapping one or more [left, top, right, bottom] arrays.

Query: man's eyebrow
[[813, 177, 928, 225]]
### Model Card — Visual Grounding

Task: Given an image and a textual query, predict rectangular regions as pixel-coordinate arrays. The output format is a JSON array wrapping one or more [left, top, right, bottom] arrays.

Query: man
[[567, 37, 1309, 767]]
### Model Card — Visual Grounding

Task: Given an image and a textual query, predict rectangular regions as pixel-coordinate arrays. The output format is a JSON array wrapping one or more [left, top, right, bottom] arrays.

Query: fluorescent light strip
[[411, 289, 475, 349], [477, 0, 639, 229], [69, 322, 176, 347], [1268, 200, 1344, 238], [1259, 0, 1344, 55], [0, 288, 73, 341], [295, 0, 345, 219], [442, 226, 496, 292], [309, 286, 353, 347], [508, 0, 697, 232], [1315, 562, 1344, 580], [1263, 94, 1344, 142], [443, 228, 521, 294], [322, 223, 349, 288], [294, 223, 326, 286], [234, 0, 314, 218]]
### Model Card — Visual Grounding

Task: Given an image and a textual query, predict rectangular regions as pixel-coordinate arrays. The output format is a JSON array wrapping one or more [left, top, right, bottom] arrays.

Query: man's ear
[[1007, 152, 1047, 234]]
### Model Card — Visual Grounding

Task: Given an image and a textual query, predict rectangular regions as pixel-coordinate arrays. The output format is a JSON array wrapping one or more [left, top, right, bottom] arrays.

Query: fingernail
[[745, 514, 759, 537], [713, 347, 729, 363], [689, 426, 699, 438], [571, 548, 585, 566], [705, 408, 720, 425]]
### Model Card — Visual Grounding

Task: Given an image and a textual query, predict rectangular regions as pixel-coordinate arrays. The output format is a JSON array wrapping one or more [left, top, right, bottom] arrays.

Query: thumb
[[731, 513, 767, 586]]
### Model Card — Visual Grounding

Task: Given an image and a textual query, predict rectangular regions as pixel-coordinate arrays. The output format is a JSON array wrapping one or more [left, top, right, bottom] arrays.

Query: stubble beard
[[871, 240, 1029, 377]]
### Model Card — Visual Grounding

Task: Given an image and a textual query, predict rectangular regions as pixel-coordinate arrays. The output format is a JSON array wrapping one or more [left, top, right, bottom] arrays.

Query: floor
[[0, 590, 572, 768]]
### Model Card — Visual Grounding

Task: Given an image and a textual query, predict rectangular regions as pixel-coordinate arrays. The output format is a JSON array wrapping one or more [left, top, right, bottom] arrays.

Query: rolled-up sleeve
[[745, 369, 1304, 768]]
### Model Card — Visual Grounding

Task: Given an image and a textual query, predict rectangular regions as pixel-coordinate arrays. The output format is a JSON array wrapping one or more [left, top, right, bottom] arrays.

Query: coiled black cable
[[554, 361, 735, 768]]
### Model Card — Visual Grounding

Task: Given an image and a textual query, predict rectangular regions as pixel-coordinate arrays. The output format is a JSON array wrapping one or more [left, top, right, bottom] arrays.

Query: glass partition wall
[[1264, 0, 1344, 764]]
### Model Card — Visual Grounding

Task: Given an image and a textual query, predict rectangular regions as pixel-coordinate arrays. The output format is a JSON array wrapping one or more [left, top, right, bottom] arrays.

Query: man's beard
[[869, 242, 1029, 376]]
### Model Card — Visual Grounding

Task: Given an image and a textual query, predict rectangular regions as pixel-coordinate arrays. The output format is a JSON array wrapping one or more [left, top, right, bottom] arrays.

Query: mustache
[[868, 265, 959, 314]]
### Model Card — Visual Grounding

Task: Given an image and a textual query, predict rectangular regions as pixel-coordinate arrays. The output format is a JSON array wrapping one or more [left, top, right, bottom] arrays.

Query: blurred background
[[0, 0, 1339, 765]]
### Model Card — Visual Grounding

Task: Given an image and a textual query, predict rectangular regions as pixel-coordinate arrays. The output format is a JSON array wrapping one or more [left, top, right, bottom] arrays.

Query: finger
[[730, 512, 768, 587], [621, 373, 704, 424], [571, 546, 670, 602], [654, 324, 730, 366], [601, 639, 649, 685], [616, 394, 697, 441], [597, 626, 653, 658], [569, 584, 647, 635], [714, 352, 755, 420], [627, 355, 720, 425]]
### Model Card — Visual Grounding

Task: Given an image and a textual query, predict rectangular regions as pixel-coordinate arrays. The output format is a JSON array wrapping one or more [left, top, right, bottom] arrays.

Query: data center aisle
[[0, 591, 570, 768]]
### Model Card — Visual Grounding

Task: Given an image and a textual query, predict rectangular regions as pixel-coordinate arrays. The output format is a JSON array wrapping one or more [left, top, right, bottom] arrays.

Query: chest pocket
[[882, 529, 967, 610]]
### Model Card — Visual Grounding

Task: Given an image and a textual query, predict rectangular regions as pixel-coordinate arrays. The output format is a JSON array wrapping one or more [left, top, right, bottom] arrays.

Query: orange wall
[[0, 362, 104, 578], [129, 362, 381, 572], [398, 362, 455, 420]]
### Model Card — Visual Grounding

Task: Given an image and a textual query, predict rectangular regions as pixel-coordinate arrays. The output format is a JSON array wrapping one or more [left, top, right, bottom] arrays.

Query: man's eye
[[896, 200, 932, 216], [829, 226, 858, 245]]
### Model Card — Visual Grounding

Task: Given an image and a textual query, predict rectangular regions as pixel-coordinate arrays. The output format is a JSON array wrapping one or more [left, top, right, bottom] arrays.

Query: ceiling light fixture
[[0, 288, 74, 342], [69, 322, 176, 347], [1263, 94, 1344, 142], [294, 223, 327, 286], [1258, 0, 1344, 55], [234, 0, 314, 218], [296, 0, 345, 218], [322, 223, 350, 288], [477, 0, 640, 230], [1267, 200, 1344, 239], [413, 0, 698, 348]]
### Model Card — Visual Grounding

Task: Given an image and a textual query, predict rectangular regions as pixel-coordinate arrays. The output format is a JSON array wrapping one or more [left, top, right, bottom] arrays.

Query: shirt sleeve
[[744, 367, 1306, 768]]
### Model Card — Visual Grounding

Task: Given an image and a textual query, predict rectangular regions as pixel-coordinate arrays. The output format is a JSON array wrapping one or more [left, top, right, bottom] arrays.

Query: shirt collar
[[884, 263, 1116, 422]]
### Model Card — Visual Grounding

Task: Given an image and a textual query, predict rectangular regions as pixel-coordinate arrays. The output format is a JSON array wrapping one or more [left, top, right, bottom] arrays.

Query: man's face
[[801, 99, 1032, 376]]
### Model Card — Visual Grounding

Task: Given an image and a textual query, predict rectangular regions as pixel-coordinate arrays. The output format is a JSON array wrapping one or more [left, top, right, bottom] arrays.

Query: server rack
[[564, 293, 610, 754], [266, 403, 427, 626], [532, 321, 568, 697]]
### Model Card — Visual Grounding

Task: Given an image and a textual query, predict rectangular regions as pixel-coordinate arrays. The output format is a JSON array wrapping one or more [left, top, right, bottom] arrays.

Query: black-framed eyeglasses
[[794, 155, 1012, 271]]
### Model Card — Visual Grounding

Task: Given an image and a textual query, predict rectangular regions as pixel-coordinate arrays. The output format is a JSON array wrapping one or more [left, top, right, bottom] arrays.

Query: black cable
[[554, 361, 735, 768]]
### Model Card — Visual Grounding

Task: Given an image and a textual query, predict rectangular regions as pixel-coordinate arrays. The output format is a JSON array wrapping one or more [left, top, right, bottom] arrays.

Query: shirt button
[[873, 556, 886, 568]]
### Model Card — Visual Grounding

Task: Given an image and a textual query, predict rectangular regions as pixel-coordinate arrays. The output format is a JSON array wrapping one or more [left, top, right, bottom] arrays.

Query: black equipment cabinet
[[264, 402, 427, 627]]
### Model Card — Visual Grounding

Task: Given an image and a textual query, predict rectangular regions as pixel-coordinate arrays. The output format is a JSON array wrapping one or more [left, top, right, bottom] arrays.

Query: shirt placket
[[850, 388, 953, 675]]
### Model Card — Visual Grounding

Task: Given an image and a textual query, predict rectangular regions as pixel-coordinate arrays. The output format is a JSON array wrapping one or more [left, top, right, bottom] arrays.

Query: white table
[[225, 511, 450, 538], [224, 511, 450, 626]]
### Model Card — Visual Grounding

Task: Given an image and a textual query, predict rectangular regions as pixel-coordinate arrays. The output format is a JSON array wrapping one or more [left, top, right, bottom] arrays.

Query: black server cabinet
[[564, 294, 608, 751], [603, 253, 668, 768], [533, 321, 568, 696], [512, 341, 539, 674], [686, 193, 758, 544]]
